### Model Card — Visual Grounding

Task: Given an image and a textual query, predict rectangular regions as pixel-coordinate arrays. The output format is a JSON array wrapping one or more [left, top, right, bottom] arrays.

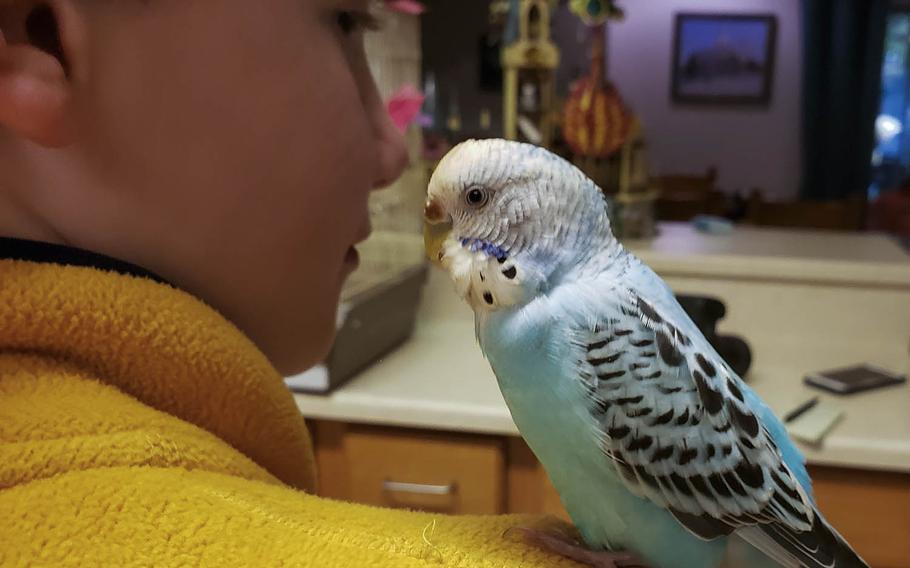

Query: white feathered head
[[424, 139, 616, 312]]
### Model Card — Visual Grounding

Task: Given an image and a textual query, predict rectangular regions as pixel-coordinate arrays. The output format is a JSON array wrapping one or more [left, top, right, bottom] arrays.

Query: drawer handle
[[383, 480, 455, 496]]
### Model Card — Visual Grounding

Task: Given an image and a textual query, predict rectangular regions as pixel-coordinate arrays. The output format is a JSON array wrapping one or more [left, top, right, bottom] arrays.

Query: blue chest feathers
[[478, 308, 729, 568]]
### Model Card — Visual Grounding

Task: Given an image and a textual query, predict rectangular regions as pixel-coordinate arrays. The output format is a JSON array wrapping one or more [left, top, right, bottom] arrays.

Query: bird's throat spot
[[459, 237, 508, 262]]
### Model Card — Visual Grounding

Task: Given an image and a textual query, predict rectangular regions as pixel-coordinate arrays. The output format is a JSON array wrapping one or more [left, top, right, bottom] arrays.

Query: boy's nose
[[372, 111, 409, 189]]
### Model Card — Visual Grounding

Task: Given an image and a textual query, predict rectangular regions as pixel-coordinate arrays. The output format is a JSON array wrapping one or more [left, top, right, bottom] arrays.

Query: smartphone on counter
[[804, 364, 906, 395]]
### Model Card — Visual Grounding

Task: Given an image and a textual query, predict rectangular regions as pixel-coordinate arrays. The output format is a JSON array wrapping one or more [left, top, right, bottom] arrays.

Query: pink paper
[[386, 85, 425, 132], [384, 0, 426, 15]]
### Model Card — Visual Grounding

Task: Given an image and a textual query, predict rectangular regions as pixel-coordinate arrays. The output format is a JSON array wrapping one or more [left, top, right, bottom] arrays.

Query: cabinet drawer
[[313, 422, 506, 514]]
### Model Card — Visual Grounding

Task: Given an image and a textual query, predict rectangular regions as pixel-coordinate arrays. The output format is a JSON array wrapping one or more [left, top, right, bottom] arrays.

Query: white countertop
[[295, 224, 910, 473], [625, 223, 910, 288]]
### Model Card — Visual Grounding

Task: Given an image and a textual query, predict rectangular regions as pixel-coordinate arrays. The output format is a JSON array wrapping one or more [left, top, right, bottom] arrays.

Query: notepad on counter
[[785, 400, 845, 445]]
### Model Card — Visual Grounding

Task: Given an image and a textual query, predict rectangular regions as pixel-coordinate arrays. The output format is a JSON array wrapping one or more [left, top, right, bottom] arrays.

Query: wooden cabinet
[[505, 437, 569, 519], [312, 421, 506, 514], [809, 466, 910, 568], [310, 420, 910, 567]]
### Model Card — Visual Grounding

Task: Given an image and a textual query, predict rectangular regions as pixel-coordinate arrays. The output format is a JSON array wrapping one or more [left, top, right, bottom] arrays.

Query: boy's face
[[0, 0, 408, 373]]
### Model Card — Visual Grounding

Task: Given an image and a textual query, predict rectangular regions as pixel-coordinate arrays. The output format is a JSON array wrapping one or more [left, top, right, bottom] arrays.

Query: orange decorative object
[[562, 23, 631, 158], [563, 76, 631, 157]]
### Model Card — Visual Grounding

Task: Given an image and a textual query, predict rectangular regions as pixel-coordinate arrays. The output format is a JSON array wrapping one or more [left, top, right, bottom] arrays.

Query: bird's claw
[[505, 526, 649, 568]]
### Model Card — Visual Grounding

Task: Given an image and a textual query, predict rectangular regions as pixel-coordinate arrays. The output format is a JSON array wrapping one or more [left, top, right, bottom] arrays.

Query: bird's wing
[[570, 282, 859, 568]]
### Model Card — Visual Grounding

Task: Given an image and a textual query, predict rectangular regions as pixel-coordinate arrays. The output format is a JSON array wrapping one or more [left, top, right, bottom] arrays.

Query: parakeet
[[423, 139, 868, 568]]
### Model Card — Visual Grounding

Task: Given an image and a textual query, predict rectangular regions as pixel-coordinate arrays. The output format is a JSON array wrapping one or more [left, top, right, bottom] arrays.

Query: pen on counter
[[784, 396, 820, 423]]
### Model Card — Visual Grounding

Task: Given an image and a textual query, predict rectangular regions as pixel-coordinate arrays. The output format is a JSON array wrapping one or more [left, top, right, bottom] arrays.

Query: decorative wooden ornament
[[562, 23, 631, 158], [569, 0, 625, 26], [502, 0, 560, 148]]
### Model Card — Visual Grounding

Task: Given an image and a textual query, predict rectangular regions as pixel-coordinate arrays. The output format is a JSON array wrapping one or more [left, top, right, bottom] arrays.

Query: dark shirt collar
[[0, 236, 168, 285]]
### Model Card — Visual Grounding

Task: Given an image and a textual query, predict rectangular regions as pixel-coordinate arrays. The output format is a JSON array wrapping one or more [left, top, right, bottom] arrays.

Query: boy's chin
[[270, 328, 336, 377], [261, 292, 346, 376]]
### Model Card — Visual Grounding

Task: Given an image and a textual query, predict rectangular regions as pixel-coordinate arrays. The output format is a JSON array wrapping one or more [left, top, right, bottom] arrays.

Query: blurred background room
[[288, 2, 910, 566]]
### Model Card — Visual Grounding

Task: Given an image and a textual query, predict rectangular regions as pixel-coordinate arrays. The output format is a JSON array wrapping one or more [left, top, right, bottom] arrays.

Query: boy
[[0, 0, 578, 565]]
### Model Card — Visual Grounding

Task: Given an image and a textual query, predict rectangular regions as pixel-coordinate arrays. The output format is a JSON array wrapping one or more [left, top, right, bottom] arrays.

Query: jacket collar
[[0, 240, 317, 491]]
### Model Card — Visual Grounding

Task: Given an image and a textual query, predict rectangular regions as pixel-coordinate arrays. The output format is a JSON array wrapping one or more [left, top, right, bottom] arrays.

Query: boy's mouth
[[344, 246, 360, 268], [344, 223, 371, 270], [355, 221, 372, 244]]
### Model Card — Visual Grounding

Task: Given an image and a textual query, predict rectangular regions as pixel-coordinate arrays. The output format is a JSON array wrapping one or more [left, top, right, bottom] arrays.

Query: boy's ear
[[0, 0, 85, 147]]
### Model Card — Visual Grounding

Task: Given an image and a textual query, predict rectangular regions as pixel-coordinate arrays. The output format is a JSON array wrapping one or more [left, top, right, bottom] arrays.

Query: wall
[[607, 0, 803, 199]]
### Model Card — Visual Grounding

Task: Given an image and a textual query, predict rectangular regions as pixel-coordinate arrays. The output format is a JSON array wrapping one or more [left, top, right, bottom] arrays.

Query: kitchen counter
[[295, 223, 910, 473], [625, 222, 910, 287]]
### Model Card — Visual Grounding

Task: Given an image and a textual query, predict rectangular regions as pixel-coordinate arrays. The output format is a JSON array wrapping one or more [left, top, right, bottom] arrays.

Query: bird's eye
[[465, 186, 488, 207]]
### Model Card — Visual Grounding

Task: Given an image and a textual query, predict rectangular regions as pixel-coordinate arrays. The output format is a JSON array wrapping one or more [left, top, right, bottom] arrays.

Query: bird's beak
[[423, 198, 452, 266]]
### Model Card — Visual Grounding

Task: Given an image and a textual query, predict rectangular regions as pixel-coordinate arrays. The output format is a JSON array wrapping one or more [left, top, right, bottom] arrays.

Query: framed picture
[[671, 13, 778, 105]]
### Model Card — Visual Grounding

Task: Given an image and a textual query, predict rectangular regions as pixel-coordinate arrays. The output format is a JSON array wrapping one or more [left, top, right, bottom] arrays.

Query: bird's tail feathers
[[738, 513, 868, 568], [811, 514, 869, 568]]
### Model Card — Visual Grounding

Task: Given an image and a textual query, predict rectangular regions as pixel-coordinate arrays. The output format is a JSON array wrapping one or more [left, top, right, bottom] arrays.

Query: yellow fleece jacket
[[0, 250, 579, 567]]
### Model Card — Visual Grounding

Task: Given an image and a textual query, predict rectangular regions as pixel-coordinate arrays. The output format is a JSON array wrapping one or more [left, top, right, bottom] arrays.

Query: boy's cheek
[[77, 0, 378, 370]]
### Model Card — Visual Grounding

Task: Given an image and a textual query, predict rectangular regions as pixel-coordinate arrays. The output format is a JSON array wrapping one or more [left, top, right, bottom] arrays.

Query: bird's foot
[[505, 526, 647, 568]]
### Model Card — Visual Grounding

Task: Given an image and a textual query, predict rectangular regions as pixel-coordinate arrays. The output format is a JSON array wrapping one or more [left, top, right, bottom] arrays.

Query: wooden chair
[[654, 167, 728, 221], [745, 190, 866, 231]]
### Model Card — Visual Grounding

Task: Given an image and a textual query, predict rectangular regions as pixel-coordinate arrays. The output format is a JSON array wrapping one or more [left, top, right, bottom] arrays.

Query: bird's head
[[424, 139, 616, 312]]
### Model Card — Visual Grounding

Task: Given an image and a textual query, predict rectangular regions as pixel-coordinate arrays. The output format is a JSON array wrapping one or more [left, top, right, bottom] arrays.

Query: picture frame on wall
[[671, 13, 778, 105]]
